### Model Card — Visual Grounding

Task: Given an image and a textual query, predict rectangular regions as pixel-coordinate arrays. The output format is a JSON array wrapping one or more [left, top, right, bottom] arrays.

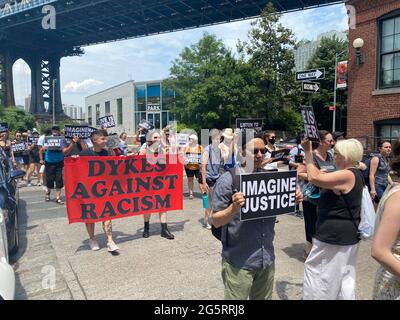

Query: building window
[[374, 119, 400, 148], [379, 14, 400, 88], [162, 85, 175, 111], [88, 106, 92, 126], [95, 104, 100, 122], [105, 101, 110, 114], [136, 85, 146, 112], [147, 83, 161, 111], [117, 98, 123, 125]]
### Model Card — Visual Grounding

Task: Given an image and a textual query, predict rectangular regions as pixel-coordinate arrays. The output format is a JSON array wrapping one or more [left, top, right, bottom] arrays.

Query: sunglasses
[[250, 148, 267, 155]]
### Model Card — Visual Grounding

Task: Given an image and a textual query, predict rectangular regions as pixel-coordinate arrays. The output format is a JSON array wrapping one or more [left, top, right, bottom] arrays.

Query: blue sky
[[12, 3, 348, 107]]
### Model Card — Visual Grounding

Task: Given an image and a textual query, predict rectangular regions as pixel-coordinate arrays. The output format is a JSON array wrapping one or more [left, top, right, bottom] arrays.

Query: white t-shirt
[[37, 135, 46, 147]]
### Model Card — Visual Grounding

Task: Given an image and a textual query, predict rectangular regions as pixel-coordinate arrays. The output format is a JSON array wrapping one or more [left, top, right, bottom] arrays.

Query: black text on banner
[[240, 171, 297, 221]]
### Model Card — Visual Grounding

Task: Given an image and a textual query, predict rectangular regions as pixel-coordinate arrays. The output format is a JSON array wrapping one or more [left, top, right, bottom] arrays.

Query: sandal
[[189, 193, 194, 200], [45, 192, 50, 201], [56, 198, 64, 205]]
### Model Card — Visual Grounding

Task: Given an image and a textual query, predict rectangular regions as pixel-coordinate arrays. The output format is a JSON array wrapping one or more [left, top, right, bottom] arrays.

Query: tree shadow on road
[[281, 243, 306, 262], [75, 219, 190, 253]]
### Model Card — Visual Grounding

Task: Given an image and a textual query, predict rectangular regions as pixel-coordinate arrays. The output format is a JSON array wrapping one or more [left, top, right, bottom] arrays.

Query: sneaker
[[89, 239, 100, 251], [27, 183, 32, 187], [205, 222, 212, 230], [37, 182, 42, 186], [107, 240, 119, 252]]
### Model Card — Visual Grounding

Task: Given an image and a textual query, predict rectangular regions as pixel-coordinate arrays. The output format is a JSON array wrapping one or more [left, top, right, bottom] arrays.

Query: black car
[[0, 149, 23, 258]]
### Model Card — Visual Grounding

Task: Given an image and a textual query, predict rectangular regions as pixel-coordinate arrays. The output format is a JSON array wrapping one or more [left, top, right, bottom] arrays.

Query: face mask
[[269, 139, 276, 144]]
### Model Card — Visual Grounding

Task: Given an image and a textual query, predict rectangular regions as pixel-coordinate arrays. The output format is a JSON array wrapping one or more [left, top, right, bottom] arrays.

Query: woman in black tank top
[[301, 138, 365, 300]]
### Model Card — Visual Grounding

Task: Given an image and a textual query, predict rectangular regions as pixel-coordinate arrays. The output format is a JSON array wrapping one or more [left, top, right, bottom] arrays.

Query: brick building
[[347, 0, 400, 150]]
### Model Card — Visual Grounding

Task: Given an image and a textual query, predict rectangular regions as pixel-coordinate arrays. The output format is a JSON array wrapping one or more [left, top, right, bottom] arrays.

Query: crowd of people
[[0, 122, 399, 300]]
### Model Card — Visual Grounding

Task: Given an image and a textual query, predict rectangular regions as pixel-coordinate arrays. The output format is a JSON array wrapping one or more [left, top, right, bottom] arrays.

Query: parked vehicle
[[0, 149, 23, 258], [0, 207, 15, 300]]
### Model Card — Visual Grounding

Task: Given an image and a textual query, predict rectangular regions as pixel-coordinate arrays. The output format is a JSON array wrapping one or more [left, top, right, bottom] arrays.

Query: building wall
[[85, 81, 135, 135], [347, 0, 400, 150]]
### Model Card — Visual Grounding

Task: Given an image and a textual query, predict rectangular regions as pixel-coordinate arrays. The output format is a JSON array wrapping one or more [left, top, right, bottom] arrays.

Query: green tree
[[239, 2, 302, 130], [306, 35, 349, 131], [0, 107, 36, 134], [165, 33, 263, 129]]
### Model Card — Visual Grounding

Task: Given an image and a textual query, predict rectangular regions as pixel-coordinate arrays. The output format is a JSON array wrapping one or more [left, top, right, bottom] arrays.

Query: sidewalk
[[14, 185, 379, 300]]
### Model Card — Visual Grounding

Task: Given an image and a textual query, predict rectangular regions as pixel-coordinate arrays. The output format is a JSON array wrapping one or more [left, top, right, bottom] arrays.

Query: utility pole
[[52, 79, 56, 125]]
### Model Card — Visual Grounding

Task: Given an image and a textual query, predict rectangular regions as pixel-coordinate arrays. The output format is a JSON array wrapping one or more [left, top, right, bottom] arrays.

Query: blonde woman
[[302, 138, 365, 300], [371, 138, 400, 300]]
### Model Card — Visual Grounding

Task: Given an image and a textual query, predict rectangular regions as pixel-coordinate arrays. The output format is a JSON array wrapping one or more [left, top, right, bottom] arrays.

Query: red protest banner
[[64, 155, 183, 224]]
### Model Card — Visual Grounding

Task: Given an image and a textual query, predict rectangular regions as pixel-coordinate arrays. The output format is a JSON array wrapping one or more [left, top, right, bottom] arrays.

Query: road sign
[[296, 68, 325, 81], [302, 81, 320, 93], [329, 106, 336, 111]]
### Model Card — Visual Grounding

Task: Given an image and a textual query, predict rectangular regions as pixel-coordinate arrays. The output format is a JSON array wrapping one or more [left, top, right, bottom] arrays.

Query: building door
[[147, 112, 161, 130]]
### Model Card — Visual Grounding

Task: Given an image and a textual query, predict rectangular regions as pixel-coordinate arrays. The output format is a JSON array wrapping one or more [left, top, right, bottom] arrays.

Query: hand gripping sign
[[240, 171, 297, 221], [64, 155, 183, 223]]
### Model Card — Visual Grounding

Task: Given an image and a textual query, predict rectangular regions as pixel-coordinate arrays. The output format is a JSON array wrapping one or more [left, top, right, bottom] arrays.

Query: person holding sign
[[12, 131, 26, 170], [262, 131, 289, 171], [301, 138, 365, 300], [26, 130, 42, 186], [297, 130, 337, 260], [78, 130, 120, 254], [184, 134, 203, 200], [200, 129, 223, 230], [212, 131, 302, 300], [219, 128, 237, 172], [39, 126, 66, 204], [139, 130, 175, 240]]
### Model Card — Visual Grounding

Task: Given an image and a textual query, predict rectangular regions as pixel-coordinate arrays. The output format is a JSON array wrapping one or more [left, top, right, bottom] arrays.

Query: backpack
[[211, 167, 241, 241]]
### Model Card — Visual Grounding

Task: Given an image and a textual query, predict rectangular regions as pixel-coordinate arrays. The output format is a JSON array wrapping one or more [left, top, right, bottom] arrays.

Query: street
[[11, 182, 379, 300]]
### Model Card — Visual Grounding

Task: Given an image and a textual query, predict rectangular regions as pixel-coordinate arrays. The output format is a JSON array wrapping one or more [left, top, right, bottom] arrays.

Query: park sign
[[302, 81, 320, 94], [97, 115, 116, 129], [240, 170, 297, 221], [236, 119, 263, 132], [300, 106, 320, 142], [296, 68, 325, 82], [65, 125, 97, 139]]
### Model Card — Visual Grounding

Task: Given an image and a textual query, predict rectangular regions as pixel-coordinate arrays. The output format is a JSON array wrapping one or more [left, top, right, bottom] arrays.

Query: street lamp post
[[333, 50, 347, 133]]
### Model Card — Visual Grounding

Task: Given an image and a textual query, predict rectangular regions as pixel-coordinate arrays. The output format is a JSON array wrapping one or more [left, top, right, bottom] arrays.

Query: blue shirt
[[45, 136, 65, 163], [212, 168, 276, 271]]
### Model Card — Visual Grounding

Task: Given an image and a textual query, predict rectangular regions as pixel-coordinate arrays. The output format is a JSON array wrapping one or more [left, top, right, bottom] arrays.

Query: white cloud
[[62, 78, 104, 93]]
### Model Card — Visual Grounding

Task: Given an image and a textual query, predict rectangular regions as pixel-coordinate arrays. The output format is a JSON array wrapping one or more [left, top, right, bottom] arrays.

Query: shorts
[[22, 154, 30, 165], [184, 167, 200, 179], [14, 156, 24, 165], [29, 153, 40, 164], [45, 161, 64, 189]]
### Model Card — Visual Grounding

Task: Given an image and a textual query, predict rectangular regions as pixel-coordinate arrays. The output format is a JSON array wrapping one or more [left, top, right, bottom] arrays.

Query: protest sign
[[236, 119, 263, 132], [185, 152, 201, 165], [300, 106, 320, 141], [28, 136, 39, 145], [240, 170, 297, 221], [138, 119, 154, 131], [177, 134, 189, 148], [64, 155, 183, 224], [270, 149, 290, 162], [45, 136, 63, 151], [0, 123, 8, 133], [12, 142, 27, 153], [97, 115, 116, 128], [106, 134, 120, 149], [65, 125, 97, 139]]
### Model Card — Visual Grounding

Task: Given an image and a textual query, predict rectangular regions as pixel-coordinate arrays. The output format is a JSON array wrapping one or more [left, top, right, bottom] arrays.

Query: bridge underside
[[0, 0, 343, 114]]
